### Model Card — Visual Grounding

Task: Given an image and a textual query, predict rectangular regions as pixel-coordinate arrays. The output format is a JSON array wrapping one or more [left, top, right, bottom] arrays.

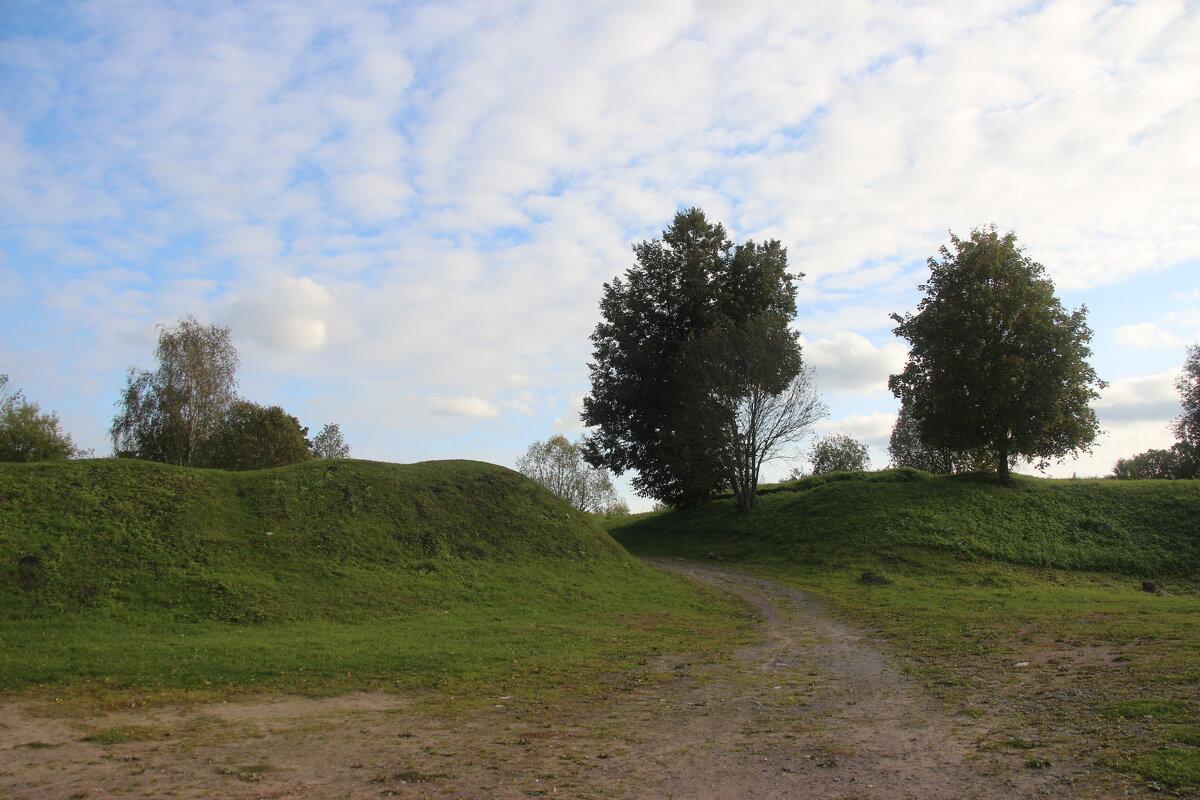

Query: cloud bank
[[1, 0, 1197, 496]]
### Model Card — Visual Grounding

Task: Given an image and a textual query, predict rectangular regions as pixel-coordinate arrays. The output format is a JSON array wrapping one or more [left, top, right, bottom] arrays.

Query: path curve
[[0, 560, 1079, 799], [639, 558, 1075, 799]]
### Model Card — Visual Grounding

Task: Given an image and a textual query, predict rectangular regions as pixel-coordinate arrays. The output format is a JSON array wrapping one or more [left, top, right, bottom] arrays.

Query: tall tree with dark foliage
[[889, 227, 1103, 482], [583, 208, 802, 507]]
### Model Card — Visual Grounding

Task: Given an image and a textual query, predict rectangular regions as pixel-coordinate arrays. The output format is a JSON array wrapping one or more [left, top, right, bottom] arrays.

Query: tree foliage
[[809, 433, 870, 475], [887, 400, 990, 474], [681, 318, 825, 511], [889, 227, 1103, 482], [583, 208, 801, 507], [0, 375, 85, 462], [1111, 445, 1194, 480], [110, 315, 239, 466], [1173, 343, 1200, 465], [310, 423, 351, 460], [201, 401, 312, 471], [516, 435, 625, 514]]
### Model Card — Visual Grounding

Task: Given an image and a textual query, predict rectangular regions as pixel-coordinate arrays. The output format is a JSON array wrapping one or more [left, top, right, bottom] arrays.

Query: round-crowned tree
[[889, 227, 1103, 482], [311, 423, 351, 459], [202, 401, 311, 471], [516, 435, 624, 514], [809, 433, 870, 475]]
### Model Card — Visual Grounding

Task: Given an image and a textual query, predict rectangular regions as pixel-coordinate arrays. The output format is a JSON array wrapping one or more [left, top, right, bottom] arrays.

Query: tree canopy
[[887, 400, 989, 474], [0, 375, 85, 462], [582, 208, 802, 507], [889, 227, 1103, 482], [681, 318, 825, 511], [201, 401, 312, 471], [110, 315, 316, 472], [516, 435, 625, 514], [809, 433, 870, 475], [1172, 343, 1200, 474], [110, 315, 239, 466], [1111, 446, 1191, 480], [311, 423, 352, 460]]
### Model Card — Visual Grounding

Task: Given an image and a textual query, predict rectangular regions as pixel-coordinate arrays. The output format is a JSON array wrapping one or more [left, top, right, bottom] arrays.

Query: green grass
[[616, 469, 1200, 575], [1121, 749, 1200, 792], [0, 458, 752, 701], [1104, 699, 1193, 723], [607, 470, 1200, 794]]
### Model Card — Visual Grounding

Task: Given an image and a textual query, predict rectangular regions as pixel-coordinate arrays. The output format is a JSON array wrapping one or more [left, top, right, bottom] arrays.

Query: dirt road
[[1, 561, 1097, 799]]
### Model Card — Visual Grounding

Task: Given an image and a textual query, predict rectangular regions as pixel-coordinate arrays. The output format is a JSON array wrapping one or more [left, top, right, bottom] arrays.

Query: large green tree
[[889, 227, 1103, 482], [582, 208, 800, 507], [201, 401, 312, 471], [111, 315, 239, 466]]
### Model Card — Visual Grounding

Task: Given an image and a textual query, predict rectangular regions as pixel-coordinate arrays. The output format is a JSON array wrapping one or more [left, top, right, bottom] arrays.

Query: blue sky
[[3, 0, 1199, 508]]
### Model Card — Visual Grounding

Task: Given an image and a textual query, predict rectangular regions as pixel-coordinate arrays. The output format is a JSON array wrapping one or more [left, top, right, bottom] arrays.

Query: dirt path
[[1, 561, 1089, 799]]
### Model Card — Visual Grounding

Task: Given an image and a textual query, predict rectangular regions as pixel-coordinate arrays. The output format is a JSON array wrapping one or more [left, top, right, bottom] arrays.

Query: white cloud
[[4, 0, 1200, 472], [816, 412, 896, 445], [507, 390, 536, 416], [1166, 309, 1200, 333], [427, 395, 501, 419], [552, 396, 588, 433], [212, 225, 282, 265], [1038, 370, 1181, 478], [332, 172, 411, 223], [802, 332, 907, 393], [1114, 323, 1181, 349], [1094, 370, 1180, 423], [225, 275, 333, 353], [1038, 419, 1177, 480]]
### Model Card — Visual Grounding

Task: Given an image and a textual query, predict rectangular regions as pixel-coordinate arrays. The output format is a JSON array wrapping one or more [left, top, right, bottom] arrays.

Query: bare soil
[[0, 561, 1135, 799]]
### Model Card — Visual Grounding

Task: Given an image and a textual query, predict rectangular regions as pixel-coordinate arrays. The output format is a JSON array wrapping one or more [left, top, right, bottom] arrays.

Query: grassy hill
[[609, 469, 1200, 577], [1, 458, 637, 621], [0, 458, 748, 695]]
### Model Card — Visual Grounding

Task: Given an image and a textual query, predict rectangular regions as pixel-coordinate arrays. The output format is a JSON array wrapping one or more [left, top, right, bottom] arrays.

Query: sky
[[2, 0, 1199, 509]]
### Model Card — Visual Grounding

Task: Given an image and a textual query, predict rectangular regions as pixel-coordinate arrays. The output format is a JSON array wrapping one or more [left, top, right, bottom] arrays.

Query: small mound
[[0, 458, 635, 622], [611, 471, 1200, 576]]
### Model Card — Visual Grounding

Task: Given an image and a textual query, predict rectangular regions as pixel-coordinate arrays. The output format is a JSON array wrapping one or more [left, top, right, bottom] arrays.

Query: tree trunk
[[997, 445, 1011, 483]]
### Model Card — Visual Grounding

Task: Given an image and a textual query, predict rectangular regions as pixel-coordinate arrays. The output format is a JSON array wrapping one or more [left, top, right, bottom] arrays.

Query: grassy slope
[[0, 458, 749, 698], [614, 469, 1200, 576], [607, 470, 1200, 793]]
